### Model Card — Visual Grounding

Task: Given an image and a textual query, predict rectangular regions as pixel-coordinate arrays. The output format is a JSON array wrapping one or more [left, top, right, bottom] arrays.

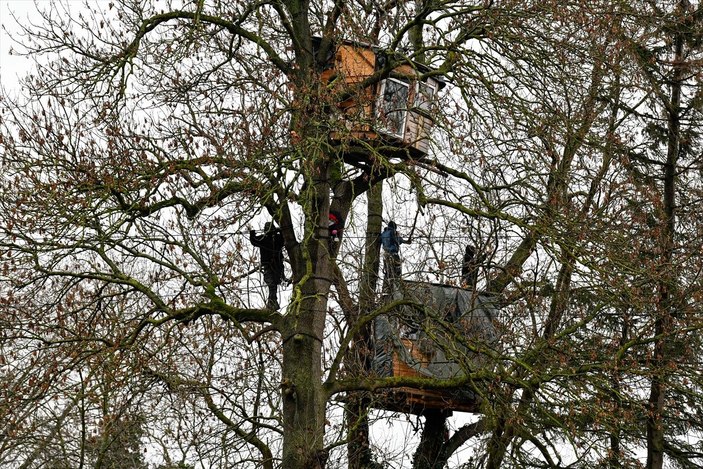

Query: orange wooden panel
[[336, 44, 376, 81]]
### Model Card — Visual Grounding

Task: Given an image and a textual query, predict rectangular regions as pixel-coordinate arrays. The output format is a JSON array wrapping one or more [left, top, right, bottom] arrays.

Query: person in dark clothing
[[381, 221, 410, 278], [462, 244, 483, 289], [250, 222, 285, 309]]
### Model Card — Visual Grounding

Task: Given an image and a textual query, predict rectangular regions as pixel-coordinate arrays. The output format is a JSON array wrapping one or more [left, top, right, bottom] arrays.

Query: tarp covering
[[373, 281, 499, 381]]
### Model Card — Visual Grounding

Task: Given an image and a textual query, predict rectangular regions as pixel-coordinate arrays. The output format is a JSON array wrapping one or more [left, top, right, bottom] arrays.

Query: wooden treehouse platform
[[374, 339, 480, 415], [371, 282, 499, 415]]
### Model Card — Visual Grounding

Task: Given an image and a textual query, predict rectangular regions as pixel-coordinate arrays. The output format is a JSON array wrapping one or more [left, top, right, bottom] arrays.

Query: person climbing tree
[[327, 210, 344, 254], [250, 222, 285, 310], [381, 221, 410, 278], [328, 211, 343, 241]]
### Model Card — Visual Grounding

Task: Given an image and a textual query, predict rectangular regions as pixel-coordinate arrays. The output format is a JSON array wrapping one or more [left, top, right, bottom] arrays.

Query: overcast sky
[[0, 0, 41, 91]]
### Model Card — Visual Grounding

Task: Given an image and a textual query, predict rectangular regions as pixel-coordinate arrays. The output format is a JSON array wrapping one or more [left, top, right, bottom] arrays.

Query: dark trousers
[[263, 268, 281, 309]]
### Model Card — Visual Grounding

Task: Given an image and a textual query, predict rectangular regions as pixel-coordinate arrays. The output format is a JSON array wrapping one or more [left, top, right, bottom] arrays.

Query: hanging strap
[[407, 206, 422, 241]]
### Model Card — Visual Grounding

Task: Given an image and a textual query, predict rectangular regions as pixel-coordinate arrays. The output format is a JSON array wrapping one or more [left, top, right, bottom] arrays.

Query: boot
[[266, 286, 279, 310]]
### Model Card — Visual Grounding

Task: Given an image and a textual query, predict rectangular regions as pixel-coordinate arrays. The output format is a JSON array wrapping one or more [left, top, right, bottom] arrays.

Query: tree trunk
[[280, 117, 333, 468], [281, 242, 333, 469], [347, 182, 384, 469], [281, 325, 327, 469], [646, 9, 683, 467], [412, 410, 449, 469]]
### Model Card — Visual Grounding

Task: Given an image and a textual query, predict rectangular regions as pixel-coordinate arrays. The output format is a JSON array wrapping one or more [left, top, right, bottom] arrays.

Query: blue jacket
[[381, 226, 404, 254]]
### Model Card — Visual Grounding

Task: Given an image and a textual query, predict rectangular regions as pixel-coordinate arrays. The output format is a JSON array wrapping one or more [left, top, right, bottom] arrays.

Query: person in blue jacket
[[381, 221, 410, 278]]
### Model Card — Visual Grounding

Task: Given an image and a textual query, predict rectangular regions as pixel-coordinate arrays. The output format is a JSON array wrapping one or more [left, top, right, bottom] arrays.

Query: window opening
[[377, 78, 410, 138], [416, 80, 436, 113]]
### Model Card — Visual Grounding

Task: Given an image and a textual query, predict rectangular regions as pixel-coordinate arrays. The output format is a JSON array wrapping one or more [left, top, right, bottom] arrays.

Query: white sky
[[0, 0, 42, 91]]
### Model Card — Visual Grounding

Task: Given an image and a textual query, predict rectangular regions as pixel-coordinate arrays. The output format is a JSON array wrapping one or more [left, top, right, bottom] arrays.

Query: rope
[[407, 206, 422, 241], [115, 230, 500, 242]]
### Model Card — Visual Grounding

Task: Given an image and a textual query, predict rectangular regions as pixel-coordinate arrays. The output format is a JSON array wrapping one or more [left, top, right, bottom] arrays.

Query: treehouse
[[315, 38, 446, 161], [372, 281, 499, 415]]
